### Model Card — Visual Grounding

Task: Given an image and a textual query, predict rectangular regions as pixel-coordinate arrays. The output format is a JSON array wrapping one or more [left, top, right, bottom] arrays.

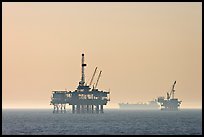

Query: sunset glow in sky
[[2, 2, 202, 109]]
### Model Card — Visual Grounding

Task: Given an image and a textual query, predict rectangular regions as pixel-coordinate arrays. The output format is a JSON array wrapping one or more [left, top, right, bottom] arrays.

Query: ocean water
[[2, 109, 202, 135]]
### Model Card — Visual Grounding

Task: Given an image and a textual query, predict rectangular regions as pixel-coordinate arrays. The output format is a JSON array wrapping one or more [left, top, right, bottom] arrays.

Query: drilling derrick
[[50, 54, 110, 114], [79, 53, 86, 86]]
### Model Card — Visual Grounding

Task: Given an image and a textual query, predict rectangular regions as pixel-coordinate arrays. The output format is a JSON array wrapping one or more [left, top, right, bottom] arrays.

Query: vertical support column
[[60, 104, 63, 113], [87, 105, 89, 113], [82, 105, 85, 113], [72, 105, 75, 114], [77, 105, 81, 113], [64, 104, 66, 113], [91, 105, 94, 113], [100, 105, 104, 113], [56, 104, 59, 113], [96, 105, 99, 114], [53, 104, 56, 113], [76, 105, 78, 113]]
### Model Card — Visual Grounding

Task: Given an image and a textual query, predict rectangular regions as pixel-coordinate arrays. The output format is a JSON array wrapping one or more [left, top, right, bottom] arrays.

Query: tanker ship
[[119, 99, 160, 110]]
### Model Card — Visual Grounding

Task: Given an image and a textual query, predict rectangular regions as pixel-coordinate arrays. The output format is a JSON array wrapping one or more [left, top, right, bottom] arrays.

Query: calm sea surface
[[2, 109, 202, 135]]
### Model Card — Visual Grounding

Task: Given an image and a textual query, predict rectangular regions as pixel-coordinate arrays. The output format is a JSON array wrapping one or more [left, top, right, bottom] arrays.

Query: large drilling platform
[[50, 54, 110, 114]]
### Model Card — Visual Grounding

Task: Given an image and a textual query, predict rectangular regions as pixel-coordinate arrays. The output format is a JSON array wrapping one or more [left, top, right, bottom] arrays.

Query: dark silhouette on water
[[50, 54, 110, 114], [157, 81, 182, 110]]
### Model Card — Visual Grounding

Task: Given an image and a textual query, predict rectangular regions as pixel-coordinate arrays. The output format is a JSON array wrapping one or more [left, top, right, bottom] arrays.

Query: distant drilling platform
[[50, 54, 110, 114], [157, 81, 182, 110]]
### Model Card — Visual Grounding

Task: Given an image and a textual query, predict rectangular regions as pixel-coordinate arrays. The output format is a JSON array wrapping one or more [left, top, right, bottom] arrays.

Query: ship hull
[[119, 103, 160, 110]]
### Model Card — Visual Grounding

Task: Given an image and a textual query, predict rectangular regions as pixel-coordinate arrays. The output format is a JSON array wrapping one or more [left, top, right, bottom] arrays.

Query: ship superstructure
[[50, 54, 110, 114], [157, 81, 182, 110]]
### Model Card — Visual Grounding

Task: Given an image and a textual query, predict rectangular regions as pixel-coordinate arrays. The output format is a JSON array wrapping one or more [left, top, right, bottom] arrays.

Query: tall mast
[[80, 53, 86, 86]]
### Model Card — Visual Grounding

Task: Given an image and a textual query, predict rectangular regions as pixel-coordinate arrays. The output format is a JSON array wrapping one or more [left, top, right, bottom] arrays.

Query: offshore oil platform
[[157, 81, 182, 110], [50, 54, 110, 114]]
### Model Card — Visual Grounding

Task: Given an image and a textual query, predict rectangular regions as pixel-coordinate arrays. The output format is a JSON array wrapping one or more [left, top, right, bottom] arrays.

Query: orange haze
[[2, 2, 202, 109]]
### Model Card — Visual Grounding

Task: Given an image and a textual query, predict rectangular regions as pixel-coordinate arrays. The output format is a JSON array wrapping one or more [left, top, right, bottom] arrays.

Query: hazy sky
[[2, 2, 202, 109]]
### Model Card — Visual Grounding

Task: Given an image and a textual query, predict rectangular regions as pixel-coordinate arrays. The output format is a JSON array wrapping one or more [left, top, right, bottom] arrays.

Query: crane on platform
[[167, 81, 176, 100], [93, 71, 102, 90], [89, 67, 98, 87]]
